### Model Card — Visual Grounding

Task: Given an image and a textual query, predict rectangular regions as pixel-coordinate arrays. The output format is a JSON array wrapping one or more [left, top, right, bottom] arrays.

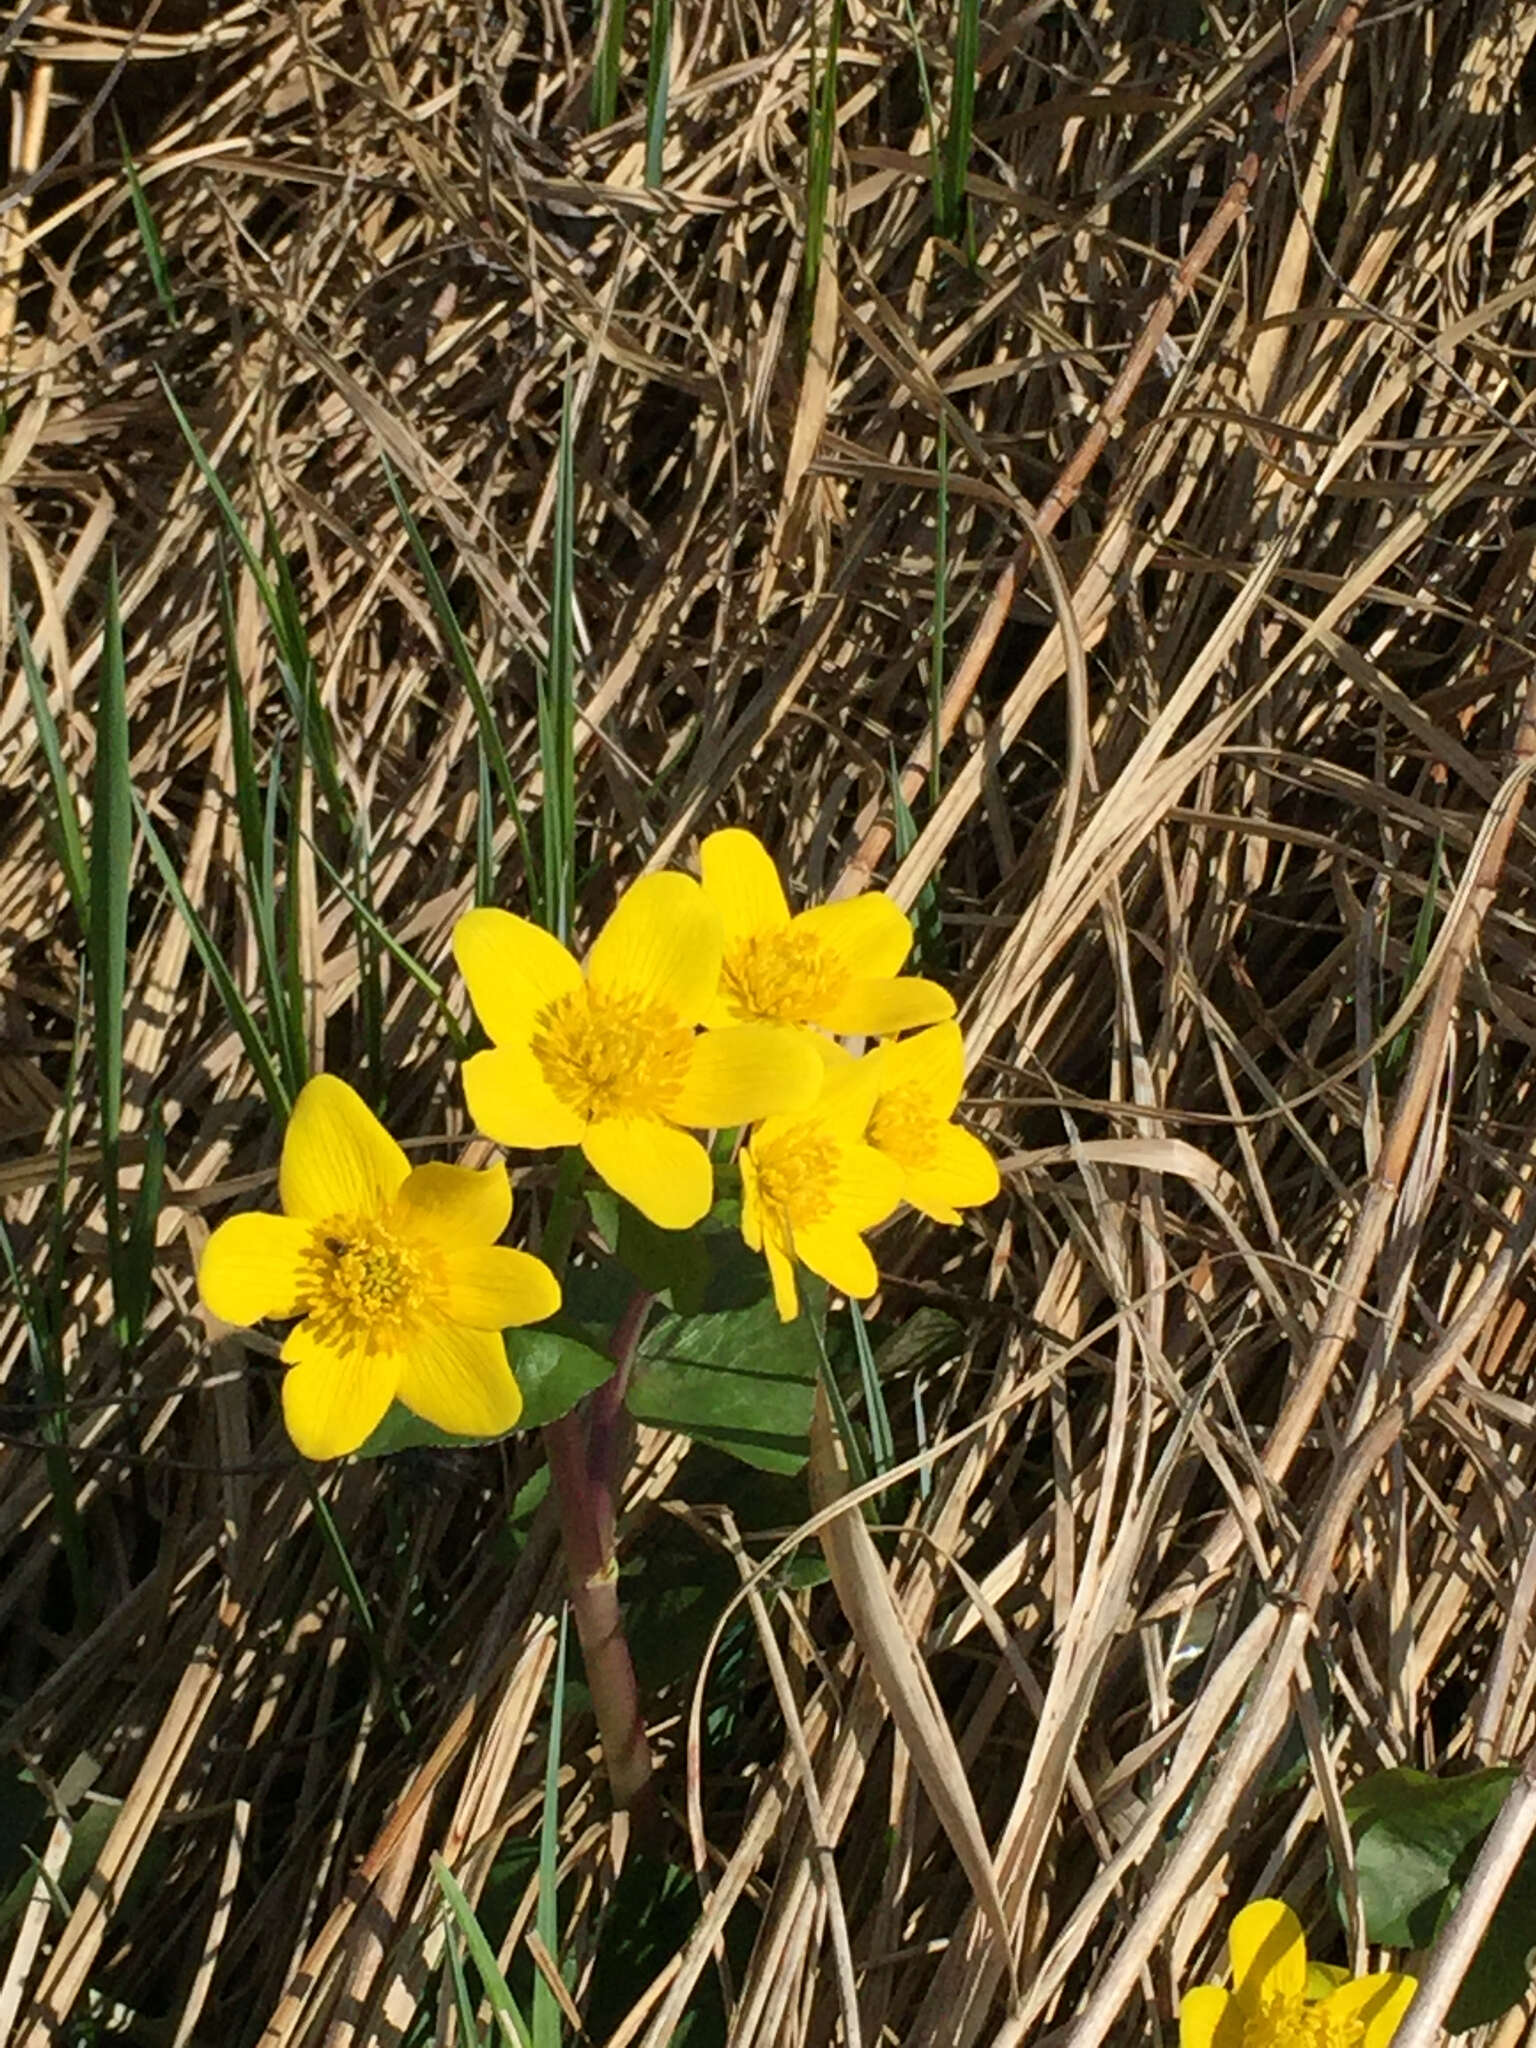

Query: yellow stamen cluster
[[531, 986, 694, 1122], [751, 1127, 841, 1229], [1245, 1998, 1359, 2048], [718, 927, 847, 1025], [300, 1215, 434, 1350], [866, 1083, 941, 1170]]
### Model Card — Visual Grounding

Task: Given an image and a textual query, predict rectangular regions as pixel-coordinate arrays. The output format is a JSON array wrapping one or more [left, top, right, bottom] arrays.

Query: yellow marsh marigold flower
[[1180, 1900, 1415, 2048], [863, 1021, 1000, 1223], [698, 827, 954, 1037], [740, 1061, 903, 1321], [454, 872, 822, 1232], [198, 1076, 559, 1460]]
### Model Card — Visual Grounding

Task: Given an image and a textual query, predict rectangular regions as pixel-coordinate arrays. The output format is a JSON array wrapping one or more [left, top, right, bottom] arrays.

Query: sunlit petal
[[393, 1161, 511, 1250], [1321, 1973, 1417, 2048], [1230, 1899, 1307, 2010], [396, 1316, 523, 1438], [796, 893, 913, 980], [793, 1219, 880, 1301], [441, 1245, 562, 1330], [838, 1141, 905, 1231], [198, 1212, 312, 1326], [868, 1019, 965, 1113], [740, 1146, 765, 1251], [585, 872, 724, 1021], [279, 1074, 410, 1221], [279, 1320, 398, 1459], [763, 1226, 801, 1321], [819, 974, 956, 1036], [1179, 1987, 1241, 2048], [463, 1044, 587, 1149], [453, 907, 582, 1047], [669, 1024, 823, 1127], [900, 1124, 1002, 1224], [699, 827, 792, 941], [583, 1117, 713, 1230]]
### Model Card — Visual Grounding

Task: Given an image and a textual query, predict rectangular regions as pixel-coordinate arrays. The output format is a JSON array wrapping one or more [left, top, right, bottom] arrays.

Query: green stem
[[536, 1155, 656, 1815]]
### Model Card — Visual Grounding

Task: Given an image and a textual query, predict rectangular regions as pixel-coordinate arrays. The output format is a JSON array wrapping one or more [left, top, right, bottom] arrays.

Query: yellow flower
[[1181, 1900, 1416, 2048], [454, 872, 822, 1232], [740, 1061, 903, 1321], [698, 827, 955, 1036], [197, 1075, 560, 1460], [862, 1021, 1000, 1223]]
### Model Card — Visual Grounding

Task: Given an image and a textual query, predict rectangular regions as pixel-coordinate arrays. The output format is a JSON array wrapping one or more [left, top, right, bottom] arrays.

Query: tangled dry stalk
[[5, 0, 1536, 2042]]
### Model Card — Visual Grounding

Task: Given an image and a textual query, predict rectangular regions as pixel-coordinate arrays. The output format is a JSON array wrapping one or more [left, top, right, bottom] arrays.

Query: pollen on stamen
[[530, 985, 694, 1123], [719, 927, 847, 1025]]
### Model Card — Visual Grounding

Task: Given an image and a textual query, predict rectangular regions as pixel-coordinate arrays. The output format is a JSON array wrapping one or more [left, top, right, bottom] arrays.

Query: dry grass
[[5, 0, 1536, 2041]]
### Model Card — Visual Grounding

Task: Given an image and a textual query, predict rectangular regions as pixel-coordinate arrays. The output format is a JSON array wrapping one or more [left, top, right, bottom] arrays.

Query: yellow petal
[[740, 1145, 765, 1250], [198, 1212, 312, 1326], [669, 1024, 824, 1127], [869, 1019, 965, 1114], [699, 828, 792, 941], [393, 1161, 511, 1250], [279, 1075, 411, 1222], [279, 1320, 398, 1459], [900, 1124, 1001, 1224], [763, 1224, 800, 1321], [1179, 1987, 1241, 2048], [1319, 1973, 1417, 2048], [584, 1116, 713, 1230], [441, 1245, 562, 1330], [819, 974, 956, 1036], [463, 1044, 587, 1148], [837, 1141, 905, 1230], [795, 893, 913, 980], [585, 872, 723, 1022], [1306, 1963, 1351, 2000], [793, 1219, 880, 1300], [453, 906, 582, 1047], [1230, 1899, 1307, 2010], [395, 1317, 523, 1438]]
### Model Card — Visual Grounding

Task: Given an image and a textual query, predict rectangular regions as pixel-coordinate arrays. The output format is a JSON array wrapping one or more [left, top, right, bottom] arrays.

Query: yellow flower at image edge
[[742, 1064, 904, 1321], [1181, 1900, 1415, 2048], [864, 1021, 1000, 1223], [699, 827, 955, 1036], [197, 1076, 561, 1460], [454, 872, 823, 1232]]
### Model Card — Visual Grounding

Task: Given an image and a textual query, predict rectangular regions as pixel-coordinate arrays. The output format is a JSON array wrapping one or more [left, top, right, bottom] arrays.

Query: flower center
[[530, 984, 695, 1123], [299, 1215, 437, 1351], [719, 927, 847, 1026], [867, 1083, 940, 1170], [1242, 1995, 1360, 2048], [753, 1126, 842, 1229]]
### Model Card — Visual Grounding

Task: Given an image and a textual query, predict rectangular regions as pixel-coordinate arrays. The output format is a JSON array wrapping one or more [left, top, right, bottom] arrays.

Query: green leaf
[[588, 1189, 712, 1313], [1346, 1764, 1536, 2029], [626, 1277, 826, 1473], [352, 1402, 499, 1458], [509, 1323, 615, 1428]]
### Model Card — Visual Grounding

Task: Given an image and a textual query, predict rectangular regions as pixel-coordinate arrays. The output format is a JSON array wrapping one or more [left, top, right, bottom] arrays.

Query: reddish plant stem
[[540, 1286, 654, 1814]]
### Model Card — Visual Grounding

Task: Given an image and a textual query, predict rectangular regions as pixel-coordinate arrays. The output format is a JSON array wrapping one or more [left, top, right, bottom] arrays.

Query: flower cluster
[[198, 828, 999, 1453], [1181, 1900, 1416, 2048]]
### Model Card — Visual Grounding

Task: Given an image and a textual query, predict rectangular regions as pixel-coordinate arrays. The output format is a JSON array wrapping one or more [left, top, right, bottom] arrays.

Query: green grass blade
[[259, 500, 350, 833], [897, 0, 941, 205], [532, 1606, 569, 2048], [133, 787, 291, 1117], [16, 607, 89, 923], [591, 0, 627, 128], [803, 0, 845, 316], [120, 1097, 166, 1349], [354, 817, 385, 1102], [848, 1300, 894, 1478], [0, 1215, 91, 1621], [431, 1855, 533, 2048], [442, 1902, 484, 2047], [541, 380, 578, 943], [381, 460, 539, 905], [644, 0, 673, 187], [303, 832, 470, 1059], [304, 1479, 412, 1738], [476, 738, 496, 908], [115, 119, 179, 327], [889, 746, 944, 976], [90, 557, 133, 1340], [936, 0, 979, 244], [930, 414, 949, 794]]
